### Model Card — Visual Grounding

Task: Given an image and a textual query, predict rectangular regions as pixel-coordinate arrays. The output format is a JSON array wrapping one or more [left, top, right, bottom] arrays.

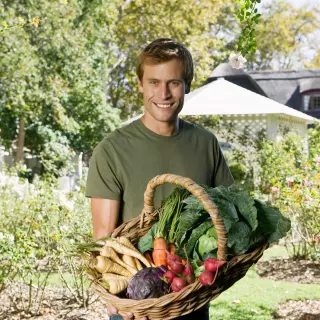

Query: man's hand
[[107, 305, 148, 320]]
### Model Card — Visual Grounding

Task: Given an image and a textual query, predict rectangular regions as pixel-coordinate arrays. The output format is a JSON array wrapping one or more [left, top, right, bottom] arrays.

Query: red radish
[[168, 260, 185, 274], [171, 277, 187, 292], [183, 262, 193, 276], [204, 258, 226, 273], [163, 270, 176, 284], [199, 270, 215, 286], [185, 274, 195, 284], [167, 252, 182, 264]]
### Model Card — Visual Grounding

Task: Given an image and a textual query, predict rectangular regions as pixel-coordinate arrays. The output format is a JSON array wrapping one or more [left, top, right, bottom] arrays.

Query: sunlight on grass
[[210, 270, 320, 320], [261, 245, 289, 261]]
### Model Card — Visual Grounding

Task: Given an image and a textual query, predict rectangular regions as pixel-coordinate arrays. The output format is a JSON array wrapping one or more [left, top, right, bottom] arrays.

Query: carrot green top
[[85, 118, 234, 225]]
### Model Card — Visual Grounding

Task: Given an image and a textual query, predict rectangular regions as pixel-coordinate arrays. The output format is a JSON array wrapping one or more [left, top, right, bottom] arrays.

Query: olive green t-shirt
[[86, 118, 234, 225]]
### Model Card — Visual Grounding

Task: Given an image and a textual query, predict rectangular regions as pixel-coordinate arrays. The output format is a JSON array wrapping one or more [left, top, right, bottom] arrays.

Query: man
[[86, 38, 234, 320]]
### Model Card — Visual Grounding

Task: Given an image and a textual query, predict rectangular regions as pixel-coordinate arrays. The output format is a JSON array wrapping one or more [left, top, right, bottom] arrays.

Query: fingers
[[107, 305, 147, 320], [107, 305, 118, 316], [123, 312, 134, 320]]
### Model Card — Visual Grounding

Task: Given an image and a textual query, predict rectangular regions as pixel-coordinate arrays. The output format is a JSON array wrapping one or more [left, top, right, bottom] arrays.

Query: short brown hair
[[137, 38, 194, 93]]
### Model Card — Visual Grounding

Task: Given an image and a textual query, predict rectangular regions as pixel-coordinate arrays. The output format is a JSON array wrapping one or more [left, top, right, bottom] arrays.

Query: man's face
[[138, 59, 186, 123]]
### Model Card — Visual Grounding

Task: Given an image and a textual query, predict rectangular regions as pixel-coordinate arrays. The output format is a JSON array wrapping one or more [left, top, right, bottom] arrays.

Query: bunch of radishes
[[162, 254, 226, 292], [162, 253, 195, 292], [198, 258, 226, 286]]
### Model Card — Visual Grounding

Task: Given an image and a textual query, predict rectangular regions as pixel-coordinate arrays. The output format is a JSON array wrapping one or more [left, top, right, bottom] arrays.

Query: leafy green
[[177, 219, 213, 258], [198, 234, 217, 256], [137, 222, 158, 254], [254, 200, 291, 243], [227, 221, 252, 254], [231, 190, 258, 231], [198, 227, 218, 256], [175, 209, 209, 245]]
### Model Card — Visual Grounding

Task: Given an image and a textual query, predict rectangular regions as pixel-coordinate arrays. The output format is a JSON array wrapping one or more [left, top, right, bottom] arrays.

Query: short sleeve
[[85, 142, 122, 200], [212, 138, 234, 188]]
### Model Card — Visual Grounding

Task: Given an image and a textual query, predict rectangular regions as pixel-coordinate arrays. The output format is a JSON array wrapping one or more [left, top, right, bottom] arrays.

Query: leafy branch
[[236, 0, 261, 55]]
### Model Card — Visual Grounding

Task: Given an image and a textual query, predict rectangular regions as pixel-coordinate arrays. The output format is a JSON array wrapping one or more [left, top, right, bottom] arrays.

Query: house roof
[[209, 62, 246, 77], [248, 69, 320, 109], [205, 63, 267, 96], [122, 79, 318, 125], [180, 78, 317, 122]]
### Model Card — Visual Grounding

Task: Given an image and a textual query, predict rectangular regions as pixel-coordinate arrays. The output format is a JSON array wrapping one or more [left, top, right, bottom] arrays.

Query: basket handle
[[140, 173, 227, 261]]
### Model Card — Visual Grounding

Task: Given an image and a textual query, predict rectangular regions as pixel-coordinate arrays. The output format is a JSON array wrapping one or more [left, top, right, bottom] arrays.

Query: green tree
[[0, 0, 121, 172], [245, 0, 319, 70]]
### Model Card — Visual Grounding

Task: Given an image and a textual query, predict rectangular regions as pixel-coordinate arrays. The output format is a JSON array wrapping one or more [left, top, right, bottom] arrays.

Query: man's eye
[[171, 81, 180, 86], [150, 80, 158, 85]]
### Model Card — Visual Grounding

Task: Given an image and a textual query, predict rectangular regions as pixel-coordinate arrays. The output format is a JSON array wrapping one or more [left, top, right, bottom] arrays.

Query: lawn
[[209, 246, 319, 320]]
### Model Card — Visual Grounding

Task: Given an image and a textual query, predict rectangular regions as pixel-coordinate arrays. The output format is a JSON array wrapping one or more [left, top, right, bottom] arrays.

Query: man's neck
[[140, 116, 180, 136]]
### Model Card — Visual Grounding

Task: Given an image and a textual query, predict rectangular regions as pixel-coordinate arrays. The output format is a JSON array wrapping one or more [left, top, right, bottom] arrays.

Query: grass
[[209, 246, 319, 320], [260, 244, 289, 260]]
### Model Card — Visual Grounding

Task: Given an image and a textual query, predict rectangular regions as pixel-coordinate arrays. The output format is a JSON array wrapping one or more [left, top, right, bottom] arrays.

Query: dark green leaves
[[174, 185, 291, 260]]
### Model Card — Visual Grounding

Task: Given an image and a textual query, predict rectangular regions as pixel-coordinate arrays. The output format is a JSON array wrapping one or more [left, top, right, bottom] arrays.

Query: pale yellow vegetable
[[117, 236, 147, 269], [122, 254, 137, 270], [102, 273, 130, 281], [101, 275, 129, 294], [134, 258, 143, 271], [102, 239, 151, 267], [94, 256, 132, 277], [100, 246, 137, 275]]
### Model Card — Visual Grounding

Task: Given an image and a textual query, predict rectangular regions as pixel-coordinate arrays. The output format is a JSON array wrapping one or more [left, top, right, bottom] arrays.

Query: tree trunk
[[14, 118, 25, 164]]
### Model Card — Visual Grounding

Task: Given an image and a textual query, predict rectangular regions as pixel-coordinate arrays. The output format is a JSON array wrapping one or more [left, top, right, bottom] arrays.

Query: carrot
[[152, 237, 168, 267], [94, 256, 132, 277], [102, 239, 151, 267], [100, 246, 137, 275], [144, 251, 153, 264], [101, 274, 129, 294], [168, 243, 176, 255]]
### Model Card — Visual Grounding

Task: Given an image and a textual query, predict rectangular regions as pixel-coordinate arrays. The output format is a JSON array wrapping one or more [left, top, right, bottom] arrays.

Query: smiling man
[[86, 38, 234, 320]]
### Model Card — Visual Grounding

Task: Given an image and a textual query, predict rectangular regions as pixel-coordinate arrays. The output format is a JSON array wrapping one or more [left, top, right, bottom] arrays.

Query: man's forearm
[[91, 198, 120, 240]]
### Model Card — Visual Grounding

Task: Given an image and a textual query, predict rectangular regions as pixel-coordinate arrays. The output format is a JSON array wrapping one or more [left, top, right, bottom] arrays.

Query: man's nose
[[158, 83, 172, 100]]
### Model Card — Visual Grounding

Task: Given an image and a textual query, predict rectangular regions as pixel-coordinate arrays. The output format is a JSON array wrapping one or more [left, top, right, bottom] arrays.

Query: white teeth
[[156, 104, 171, 108]]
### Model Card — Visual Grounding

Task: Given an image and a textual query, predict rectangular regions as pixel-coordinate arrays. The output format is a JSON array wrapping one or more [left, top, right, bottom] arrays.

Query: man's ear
[[137, 77, 144, 93]]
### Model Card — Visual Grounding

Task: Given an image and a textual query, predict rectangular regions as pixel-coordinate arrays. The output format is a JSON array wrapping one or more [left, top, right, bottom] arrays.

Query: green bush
[[0, 173, 92, 312]]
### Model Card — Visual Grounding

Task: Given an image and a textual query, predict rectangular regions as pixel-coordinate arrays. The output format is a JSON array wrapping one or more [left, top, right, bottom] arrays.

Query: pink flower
[[286, 177, 294, 186], [270, 187, 280, 193], [304, 195, 312, 202], [303, 178, 311, 187], [315, 156, 320, 164]]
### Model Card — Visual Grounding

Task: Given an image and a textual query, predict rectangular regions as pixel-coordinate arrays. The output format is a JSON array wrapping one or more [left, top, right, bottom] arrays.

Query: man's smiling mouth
[[154, 103, 173, 109]]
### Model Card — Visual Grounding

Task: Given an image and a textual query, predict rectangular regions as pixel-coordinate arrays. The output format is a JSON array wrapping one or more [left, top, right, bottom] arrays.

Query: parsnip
[[100, 246, 137, 275], [122, 254, 137, 270], [94, 256, 132, 277], [117, 236, 147, 269], [134, 259, 143, 271], [102, 239, 151, 267], [101, 275, 129, 294]]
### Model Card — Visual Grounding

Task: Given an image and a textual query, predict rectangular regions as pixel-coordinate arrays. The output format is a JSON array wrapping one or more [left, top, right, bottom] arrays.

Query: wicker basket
[[90, 174, 268, 319]]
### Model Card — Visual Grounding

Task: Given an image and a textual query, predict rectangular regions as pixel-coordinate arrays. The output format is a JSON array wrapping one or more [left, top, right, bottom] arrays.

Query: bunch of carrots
[[78, 236, 153, 294], [152, 187, 189, 267]]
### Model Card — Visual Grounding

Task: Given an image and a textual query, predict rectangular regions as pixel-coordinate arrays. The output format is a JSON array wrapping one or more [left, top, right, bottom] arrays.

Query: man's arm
[[91, 198, 120, 240]]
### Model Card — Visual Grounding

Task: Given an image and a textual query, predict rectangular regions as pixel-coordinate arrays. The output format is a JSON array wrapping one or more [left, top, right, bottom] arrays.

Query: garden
[[1, 0, 320, 319], [0, 123, 319, 320]]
